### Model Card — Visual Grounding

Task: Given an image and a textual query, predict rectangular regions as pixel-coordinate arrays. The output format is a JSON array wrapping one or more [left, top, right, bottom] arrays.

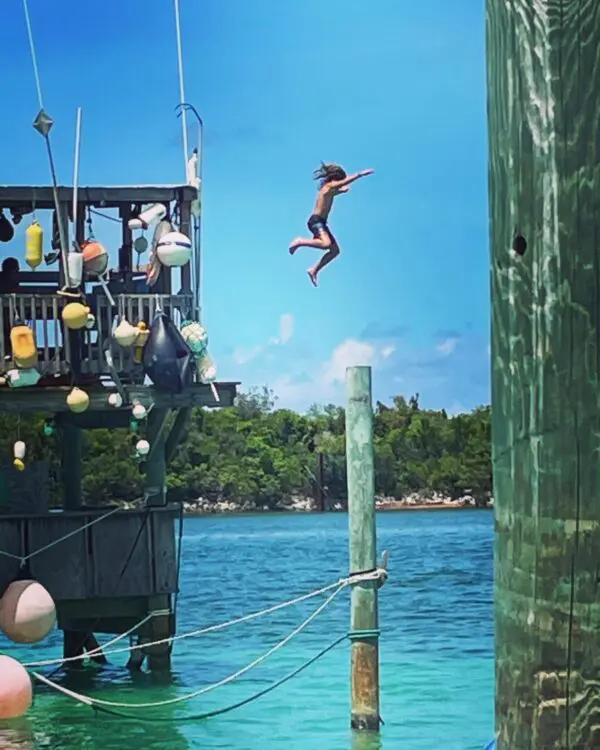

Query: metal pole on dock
[[345, 365, 380, 732]]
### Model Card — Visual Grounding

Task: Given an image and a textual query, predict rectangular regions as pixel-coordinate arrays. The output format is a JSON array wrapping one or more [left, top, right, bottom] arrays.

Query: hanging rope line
[[21, 0, 44, 110], [32, 634, 346, 723], [173, 0, 189, 175], [0, 506, 120, 566], [23, 568, 386, 668]]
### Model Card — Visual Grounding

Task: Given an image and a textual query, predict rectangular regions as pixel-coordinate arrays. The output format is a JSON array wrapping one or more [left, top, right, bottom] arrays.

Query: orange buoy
[[0, 579, 56, 644], [0, 656, 32, 719], [81, 239, 108, 277]]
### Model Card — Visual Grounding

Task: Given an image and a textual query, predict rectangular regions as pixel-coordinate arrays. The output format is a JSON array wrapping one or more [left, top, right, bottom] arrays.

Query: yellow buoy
[[10, 323, 36, 369], [62, 302, 90, 330], [66, 387, 89, 413], [25, 220, 43, 270]]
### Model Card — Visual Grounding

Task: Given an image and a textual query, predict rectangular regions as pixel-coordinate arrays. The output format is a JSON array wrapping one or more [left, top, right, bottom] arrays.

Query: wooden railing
[[0, 293, 195, 377]]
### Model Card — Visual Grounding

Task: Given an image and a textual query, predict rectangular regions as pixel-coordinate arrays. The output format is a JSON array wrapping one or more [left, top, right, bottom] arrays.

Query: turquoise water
[[0, 509, 494, 749]]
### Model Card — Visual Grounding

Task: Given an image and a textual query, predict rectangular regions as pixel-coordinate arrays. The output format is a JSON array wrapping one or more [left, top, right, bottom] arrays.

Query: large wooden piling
[[345, 366, 380, 732], [487, 2, 600, 747]]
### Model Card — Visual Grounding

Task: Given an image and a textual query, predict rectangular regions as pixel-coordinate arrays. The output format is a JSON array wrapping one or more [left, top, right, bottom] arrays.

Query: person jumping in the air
[[288, 162, 374, 287]]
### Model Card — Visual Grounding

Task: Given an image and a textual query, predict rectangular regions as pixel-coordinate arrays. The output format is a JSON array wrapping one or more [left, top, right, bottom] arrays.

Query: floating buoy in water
[[108, 392, 123, 408], [114, 318, 139, 347], [25, 220, 43, 270], [0, 579, 56, 644], [66, 387, 89, 413], [135, 439, 150, 458], [0, 656, 32, 719], [62, 302, 90, 330], [10, 322, 37, 369], [81, 240, 108, 277], [13, 440, 25, 471], [156, 231, 192, 267]]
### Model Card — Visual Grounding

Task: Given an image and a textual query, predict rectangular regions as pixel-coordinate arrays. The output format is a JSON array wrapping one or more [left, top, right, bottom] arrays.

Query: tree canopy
[[0, 388, 492, 510]]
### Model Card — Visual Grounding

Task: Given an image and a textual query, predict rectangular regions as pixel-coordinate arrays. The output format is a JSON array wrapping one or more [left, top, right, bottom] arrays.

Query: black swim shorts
[[307, 214, 331, 239]]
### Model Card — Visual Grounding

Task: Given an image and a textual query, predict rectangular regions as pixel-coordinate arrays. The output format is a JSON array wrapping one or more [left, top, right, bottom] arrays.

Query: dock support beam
[[487, 3, 600, 748], [345, 366, 380, 732], [144, 408, 169, 507], [60, 420, 82, 510]]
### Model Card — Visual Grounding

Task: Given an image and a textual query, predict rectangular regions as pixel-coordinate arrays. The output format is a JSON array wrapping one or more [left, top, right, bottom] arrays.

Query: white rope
[[24, 568, 387, 667], [0, 507, 120, 565], [23, 612, 156, 668], [174, 0, 189, 176], [33, 582, 347, 709], [21, 0, 44, 110]]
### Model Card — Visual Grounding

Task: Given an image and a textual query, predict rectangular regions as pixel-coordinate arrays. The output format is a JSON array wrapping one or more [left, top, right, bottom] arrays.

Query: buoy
[[108, 392, 123, 408], [43, 420, 54, 436], [135, 439, 150, 458], [81, 240, 108, 277], [5, 368, 41, 388], [128, 203, 167, 231], [114, 319, 138, 347], [66, 387, 89, 413], [132, 403, 147, 421], [180, 320, 208, 358], [0, 579, 56, 644], [85, 312, 96, 330], [25, 220, 43, 270], [13, 440, 25, 471], [133, 322, 150, 363], [134, 236, 148, 254], [67, 252, 84, 287], [10, 322, 37, 369], [0, 656, 32, 719], [0, 211, 14, 243], [156, 231, 193, 267], [62, 302, 90, 330]]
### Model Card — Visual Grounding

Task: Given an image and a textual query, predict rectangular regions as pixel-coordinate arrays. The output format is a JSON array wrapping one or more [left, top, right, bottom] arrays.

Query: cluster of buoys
[[180, 320, 217, 384], [106, 392, 150, 460], [0, 579, 56, 719]]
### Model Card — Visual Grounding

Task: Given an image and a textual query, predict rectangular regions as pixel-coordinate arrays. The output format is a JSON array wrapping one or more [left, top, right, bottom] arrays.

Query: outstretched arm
[[331, 168, 374, 190]]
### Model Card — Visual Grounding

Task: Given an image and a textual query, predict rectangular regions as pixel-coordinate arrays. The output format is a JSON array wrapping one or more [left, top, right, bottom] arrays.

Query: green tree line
[[0, 388, 492, 509]]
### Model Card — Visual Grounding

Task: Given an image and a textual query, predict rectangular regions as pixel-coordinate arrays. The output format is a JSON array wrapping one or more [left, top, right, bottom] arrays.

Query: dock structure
[[487, 2, 600, 748], [0, 183, 238, 670]]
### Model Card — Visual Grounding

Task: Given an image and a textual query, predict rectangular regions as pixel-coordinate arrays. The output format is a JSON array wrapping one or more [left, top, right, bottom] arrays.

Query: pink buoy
[[0, 579, 56, 644], [0, 656, 32, 719]]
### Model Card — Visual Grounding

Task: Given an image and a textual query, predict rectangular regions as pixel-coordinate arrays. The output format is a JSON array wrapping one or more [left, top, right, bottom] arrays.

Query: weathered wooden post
[[487, 3, 600, 748], [346, 365, 380, 732]]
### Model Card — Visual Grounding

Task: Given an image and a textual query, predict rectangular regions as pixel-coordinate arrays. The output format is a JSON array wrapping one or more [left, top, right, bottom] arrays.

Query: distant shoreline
[[181, 502, 492, 517]]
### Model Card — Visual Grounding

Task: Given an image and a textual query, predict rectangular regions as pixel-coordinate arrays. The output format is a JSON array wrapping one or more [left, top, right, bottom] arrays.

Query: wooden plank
[[27, 515, 88, 599], [0, 461, 49, 515], [487, 2, 600, 748], [0, 382, 239, 413], [150, 507, 178, 592], [90, 512, 152, 597], [0, 185, 197, 210]]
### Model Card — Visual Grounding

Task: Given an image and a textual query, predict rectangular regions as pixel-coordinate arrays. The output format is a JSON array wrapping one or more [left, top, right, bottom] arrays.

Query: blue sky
[[1, 0, 489, 413]]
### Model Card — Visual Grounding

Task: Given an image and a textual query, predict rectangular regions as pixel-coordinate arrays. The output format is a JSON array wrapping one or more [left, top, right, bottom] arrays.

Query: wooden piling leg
[[60, 420, 82, 510], [63, 630, 85, 670], [487, 3, 600, 748], [345, 366, 381, 732], [142, 595, 173, 672], [144, 408, 169, 507], [83, 633, 108, 665]]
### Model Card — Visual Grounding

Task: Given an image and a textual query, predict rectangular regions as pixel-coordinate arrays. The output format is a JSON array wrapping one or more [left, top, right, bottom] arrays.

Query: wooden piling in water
[[345, 365, 380, 732], [487, 2, 600, 747]]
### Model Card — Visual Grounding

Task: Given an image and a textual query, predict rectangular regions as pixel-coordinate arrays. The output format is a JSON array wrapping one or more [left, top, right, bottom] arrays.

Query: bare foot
[[307, 269, 318, 287], [289, 237, 303, 255]]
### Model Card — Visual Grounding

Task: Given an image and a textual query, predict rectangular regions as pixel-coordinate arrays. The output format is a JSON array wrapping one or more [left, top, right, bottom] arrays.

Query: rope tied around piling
[[26, 564, 390, 720]]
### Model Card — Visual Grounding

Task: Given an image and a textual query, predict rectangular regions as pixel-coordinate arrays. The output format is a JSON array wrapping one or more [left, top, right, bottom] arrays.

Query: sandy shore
[[377, 502, 490, 512]]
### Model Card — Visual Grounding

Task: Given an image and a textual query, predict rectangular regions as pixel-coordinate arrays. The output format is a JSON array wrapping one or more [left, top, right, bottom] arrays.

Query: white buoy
[[0, 579, 56, 643], [128, 204, 167, 231], [0, 656, 32, 719], [132, 403, 147, 421], [135, 439, 150, 458], [156, 231, 192, 267], [108, 392, 123, 408]]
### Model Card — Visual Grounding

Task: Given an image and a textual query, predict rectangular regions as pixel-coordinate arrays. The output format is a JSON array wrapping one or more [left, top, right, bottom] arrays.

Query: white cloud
[[436, 337, 459, 356], [322, 339, 376, 385], [381, 344, 396, 359], [234, 313, 294, 364]]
